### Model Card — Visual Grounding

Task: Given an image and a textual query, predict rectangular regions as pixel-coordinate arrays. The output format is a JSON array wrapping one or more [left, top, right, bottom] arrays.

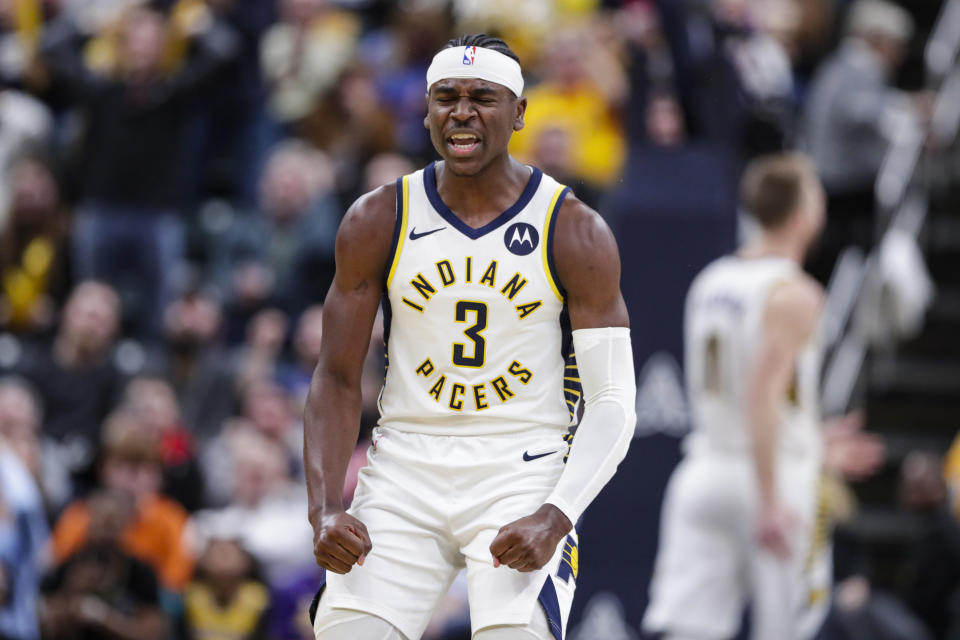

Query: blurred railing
[[820, 0, 960, 415]]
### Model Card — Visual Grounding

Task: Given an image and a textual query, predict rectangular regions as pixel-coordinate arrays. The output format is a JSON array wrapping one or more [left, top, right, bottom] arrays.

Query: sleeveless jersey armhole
[[542, 185, 570, 303], [385, 175, 411, 289]]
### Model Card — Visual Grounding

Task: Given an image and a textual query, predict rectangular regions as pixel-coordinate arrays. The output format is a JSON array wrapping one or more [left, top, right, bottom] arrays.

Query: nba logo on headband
[[427, 44, 524, 97]]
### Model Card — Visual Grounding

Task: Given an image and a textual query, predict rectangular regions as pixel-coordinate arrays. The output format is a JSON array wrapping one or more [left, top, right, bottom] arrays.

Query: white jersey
[[683, 255, 822, 461], [377, 163, 579, 436]]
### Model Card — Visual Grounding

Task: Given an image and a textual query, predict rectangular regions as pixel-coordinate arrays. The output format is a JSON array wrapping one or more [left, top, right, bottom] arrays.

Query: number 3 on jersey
[[453, 301, 487, 368]]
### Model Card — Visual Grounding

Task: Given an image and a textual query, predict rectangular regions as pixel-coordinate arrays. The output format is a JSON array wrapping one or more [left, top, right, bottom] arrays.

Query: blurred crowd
[[0, 0, 953, 639]]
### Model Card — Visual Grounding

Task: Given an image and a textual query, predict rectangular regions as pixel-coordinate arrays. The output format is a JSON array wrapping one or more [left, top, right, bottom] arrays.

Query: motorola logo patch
[[504, 223, 539, 256]]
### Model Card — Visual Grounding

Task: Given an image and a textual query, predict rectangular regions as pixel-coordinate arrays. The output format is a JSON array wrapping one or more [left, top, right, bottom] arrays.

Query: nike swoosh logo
[[409, 227, 446, 240], [522, 450, 558, 462]]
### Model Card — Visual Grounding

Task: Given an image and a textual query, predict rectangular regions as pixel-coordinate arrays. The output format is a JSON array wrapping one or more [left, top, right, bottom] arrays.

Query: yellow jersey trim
[[542, 185, 566, 303], [387, 175, 410, 289]]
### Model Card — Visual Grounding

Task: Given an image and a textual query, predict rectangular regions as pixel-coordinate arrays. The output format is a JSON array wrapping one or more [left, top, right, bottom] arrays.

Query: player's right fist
[[312, 510, 373, 574]]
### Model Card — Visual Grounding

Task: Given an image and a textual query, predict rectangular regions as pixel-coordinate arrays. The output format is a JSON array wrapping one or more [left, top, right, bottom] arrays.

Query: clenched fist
[[490, 504, 572, 572], [312, 510, 373, 574]]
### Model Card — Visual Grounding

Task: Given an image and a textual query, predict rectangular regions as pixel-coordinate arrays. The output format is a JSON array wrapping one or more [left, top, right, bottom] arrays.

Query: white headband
[[426, 45, 524, 97]]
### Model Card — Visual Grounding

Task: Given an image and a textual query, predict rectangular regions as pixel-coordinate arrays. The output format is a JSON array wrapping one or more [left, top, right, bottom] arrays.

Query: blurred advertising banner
[[567, 148, 737, 638]]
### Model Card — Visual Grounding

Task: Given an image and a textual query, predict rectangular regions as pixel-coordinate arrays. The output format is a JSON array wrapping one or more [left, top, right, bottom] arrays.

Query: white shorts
[[642, 453, 831, 640], [317, 426, 578, 640]]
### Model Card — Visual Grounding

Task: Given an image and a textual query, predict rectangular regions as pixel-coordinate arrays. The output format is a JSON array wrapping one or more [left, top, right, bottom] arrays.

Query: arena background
[[0, 1, 958, 639]]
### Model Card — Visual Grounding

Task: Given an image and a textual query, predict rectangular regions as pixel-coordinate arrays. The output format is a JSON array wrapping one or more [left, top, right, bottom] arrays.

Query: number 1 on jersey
[[453, 301, 487, 368]]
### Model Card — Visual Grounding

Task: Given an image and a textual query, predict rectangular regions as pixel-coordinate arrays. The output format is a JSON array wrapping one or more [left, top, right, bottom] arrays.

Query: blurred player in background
[[643, 152, 883, 640], [303, 33, 637, 640]]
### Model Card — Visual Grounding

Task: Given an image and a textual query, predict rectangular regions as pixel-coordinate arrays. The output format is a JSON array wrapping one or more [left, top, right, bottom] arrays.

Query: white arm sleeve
[[544, 327, 637, 526]]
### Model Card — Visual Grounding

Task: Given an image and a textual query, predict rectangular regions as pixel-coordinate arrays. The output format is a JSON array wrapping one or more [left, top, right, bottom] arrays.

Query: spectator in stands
[[178, 0, 276, 206], [361, 151, 414, 194], [210, 142, 339, 317], [510, 23, 628, 187], [529, 125, 603, 210], [366, 2, 451, 162], [900, 451, 960, 639], [122, 376, 205, 512], [644, 90, 687, 149], [0, 155, 70, 335], [0, 90, 52, 222], [241, 379, 301, 478], [200, 417, 256, 508], [0, 376, 41, 481], [40, 488, 166, 640], [0, 375, 74, 513], [803, 0, 917, 199], [58, 0, 146, 31], [302, 63, 396, 200], [192, 430, 314, 583], [619, 0, 797, 157], [179, 536, 270, 640], [177, 304, 286, 448], [163, 284, 224, 363], [235, 308, 287, 385], [709, 0, 800, 154], [0, 0, 42, 89], [50, 412, 194, 592], [260, 0, 358, 132], [0, 437, 48, 640], [801, 0, 921, 282], [40, 4, 238, 338], [276, 304, 322, 408], [14, 280, 122, 499]]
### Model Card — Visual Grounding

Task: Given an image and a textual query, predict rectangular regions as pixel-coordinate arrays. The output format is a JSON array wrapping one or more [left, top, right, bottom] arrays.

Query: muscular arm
[[491, 196, 637, 571], [747, 276, 822, 555], [304, 185, 395, 573], [554, 195, 629, 330]]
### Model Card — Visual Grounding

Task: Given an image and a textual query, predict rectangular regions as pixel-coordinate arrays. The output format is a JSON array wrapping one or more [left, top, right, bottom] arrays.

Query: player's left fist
[[490, 504, 572, 572]]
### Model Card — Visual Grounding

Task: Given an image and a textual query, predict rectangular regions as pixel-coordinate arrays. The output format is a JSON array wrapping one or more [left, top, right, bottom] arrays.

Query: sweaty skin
[[304, 76, 628, 575]]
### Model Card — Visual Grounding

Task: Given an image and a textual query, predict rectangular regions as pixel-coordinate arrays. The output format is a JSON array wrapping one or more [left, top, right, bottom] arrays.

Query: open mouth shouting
[[447, 131, 482, 156]]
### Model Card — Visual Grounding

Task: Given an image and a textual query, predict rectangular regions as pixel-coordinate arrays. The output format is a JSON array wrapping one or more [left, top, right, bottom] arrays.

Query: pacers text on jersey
[[400, 255, 541, 411]]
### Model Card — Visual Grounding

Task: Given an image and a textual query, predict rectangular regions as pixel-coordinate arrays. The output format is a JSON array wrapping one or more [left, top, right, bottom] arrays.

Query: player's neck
[[434, 157, 532, 227], [739, 233, 806, 265]]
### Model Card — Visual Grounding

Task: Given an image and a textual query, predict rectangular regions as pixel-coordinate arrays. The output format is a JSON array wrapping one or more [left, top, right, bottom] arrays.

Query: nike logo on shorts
[[522, 450, 557, 462], [409, 226, 446, 240]]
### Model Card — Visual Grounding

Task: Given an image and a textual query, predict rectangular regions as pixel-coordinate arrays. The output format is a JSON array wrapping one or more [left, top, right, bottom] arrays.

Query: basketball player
[[303, 35, 637, 640], [643, 153, 880, 640]]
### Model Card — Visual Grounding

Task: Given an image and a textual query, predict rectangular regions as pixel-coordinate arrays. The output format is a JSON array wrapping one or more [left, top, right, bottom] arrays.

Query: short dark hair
[[443, 34, 519, 64], [740, 152, 817, 229]]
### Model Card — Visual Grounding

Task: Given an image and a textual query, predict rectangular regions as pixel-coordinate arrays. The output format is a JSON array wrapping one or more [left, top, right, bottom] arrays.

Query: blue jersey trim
[[381, 293, 393, 376], [537, 577, 564, 640], [384, 177, 405, 285], [423, 161, 543, 240]]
